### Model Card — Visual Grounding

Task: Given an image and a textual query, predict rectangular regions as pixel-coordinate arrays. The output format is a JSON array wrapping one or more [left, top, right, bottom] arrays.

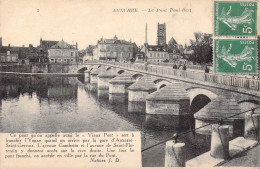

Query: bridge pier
[[109, 72, 135, 95], [146, 83, 190, 115], [194, 96, 244, 136], [90, 67, 105, 84], [83, 70, 90, 83], [84, 70, 90, 78], [98, 89, 109, 99], [97, 68, 118, 99], [128, 76, 157, 113], [97, 68, 118, 90], [90, 70, 98, 84], [109, 94, 128, 104]]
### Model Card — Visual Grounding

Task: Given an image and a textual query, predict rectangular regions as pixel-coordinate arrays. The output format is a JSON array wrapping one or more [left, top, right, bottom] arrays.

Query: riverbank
[[0, 71, 82, 77]]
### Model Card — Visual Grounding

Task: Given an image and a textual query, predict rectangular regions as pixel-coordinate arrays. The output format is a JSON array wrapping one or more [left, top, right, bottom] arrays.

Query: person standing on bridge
[[145, 62, 148, 71], [183, 64, 187, 70]]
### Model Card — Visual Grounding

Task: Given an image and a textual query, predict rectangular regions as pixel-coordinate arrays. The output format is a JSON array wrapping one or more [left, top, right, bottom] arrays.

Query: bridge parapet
[[99, 61, 260, 92]]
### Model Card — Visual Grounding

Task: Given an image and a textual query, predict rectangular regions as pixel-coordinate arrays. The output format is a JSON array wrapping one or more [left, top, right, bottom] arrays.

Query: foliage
[[132, 42, 138, 60], [188, 32, 213, 64]]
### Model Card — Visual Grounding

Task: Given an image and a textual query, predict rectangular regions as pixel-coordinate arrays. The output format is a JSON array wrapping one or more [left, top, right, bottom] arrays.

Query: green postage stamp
[[214, 39, 257, 73], [214, 1, 257, 36]]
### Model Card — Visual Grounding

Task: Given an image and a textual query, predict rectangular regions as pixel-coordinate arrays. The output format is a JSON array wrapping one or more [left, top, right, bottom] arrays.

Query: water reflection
[[0, 74, 211, 167]]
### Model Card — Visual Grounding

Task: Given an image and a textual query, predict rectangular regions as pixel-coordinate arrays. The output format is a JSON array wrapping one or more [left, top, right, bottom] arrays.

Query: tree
[[132, 42, 138, 61], [188, 32, 213, 64]]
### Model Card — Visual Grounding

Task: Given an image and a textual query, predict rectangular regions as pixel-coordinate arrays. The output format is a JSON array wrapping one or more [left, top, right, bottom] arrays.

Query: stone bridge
[[21, 62, 259, 107], [14, 61, 258, 135], [4, 62, 258, 113], [77, 63, 259, 108], [79, 62, 259, 135]]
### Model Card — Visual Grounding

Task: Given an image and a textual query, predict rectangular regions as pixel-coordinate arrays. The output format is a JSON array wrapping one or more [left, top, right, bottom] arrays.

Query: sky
[[0, 0, 258, 49]]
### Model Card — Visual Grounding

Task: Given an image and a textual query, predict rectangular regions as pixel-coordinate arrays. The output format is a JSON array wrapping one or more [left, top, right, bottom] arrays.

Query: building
[[82, 45, 95, 62], [48, 40, 78, 63], [0, 41, 19, 63], [93, 35, 133, 61], [0, 51, 19, 63], [0, 37, 40, 64], [141, 23, 169, 62], [38, 38, 59, 62], [144, 45, 169, 62], [157, 23, 166, 46]]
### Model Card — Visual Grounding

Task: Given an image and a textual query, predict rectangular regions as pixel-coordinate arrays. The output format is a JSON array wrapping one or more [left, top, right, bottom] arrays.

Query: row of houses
[[83, 23, 193, 65], [0, 23, 194, 65], [0, 37, 79, 64]]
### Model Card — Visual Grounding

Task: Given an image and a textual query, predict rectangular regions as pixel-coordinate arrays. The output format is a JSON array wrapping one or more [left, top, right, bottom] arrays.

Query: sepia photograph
[[0, 0, 259, 168]]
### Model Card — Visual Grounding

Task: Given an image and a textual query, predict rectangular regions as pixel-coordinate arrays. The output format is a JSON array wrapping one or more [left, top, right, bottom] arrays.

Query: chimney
[[76, 42, 78, 49], [8, 44, 11, 47]]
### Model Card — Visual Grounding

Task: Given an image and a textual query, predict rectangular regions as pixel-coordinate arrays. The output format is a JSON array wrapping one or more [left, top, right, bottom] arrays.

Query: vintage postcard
[[0, 0, 259, 168]]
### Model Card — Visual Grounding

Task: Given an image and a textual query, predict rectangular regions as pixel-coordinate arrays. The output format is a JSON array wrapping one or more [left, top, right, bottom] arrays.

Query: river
[[0, 75, 211, 167]]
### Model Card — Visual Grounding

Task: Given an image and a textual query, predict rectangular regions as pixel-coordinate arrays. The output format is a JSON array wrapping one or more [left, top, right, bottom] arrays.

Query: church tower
[[156, 23, 166, 46]]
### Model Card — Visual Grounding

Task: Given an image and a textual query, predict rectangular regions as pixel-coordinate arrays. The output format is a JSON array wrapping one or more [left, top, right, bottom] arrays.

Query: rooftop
[[50, 40, 76, 49]]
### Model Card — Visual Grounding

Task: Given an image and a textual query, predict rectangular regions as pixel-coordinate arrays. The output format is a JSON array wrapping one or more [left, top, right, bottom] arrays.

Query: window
[[157, 53, 159, 57], [71, 59, 74, 61], [50, 59, 54, 62]]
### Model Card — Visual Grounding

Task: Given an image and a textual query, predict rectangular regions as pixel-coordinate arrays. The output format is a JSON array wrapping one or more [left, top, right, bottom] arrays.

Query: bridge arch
[[187, 87, 218, 114], [153, 79, 173, 89], [117, 70, 125, 74], [187, 87, 218, 104], [132, 73, 144, 80], [190, 94, 211, 114], [77, 67, 88, 73]]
